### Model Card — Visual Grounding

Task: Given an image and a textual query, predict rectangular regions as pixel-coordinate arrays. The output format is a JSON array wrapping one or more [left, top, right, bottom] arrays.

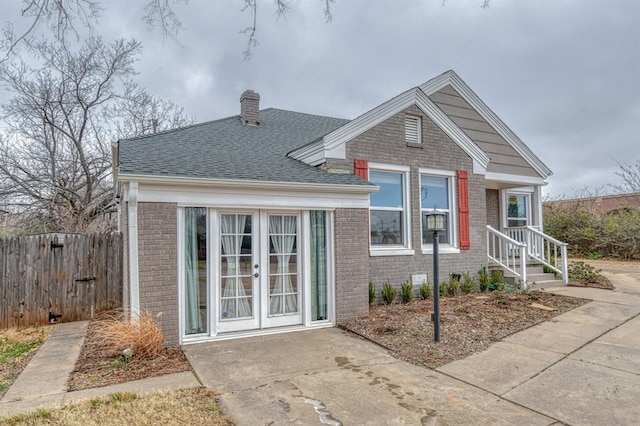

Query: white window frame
[[419, 168, 459, 254], [502, 189, 533, 229], [369, 163, 414, 256], [405, 115, 422, 145]]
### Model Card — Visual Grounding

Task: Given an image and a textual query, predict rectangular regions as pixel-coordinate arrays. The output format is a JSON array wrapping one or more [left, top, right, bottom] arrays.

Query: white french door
[[216, 211, 301, 333]]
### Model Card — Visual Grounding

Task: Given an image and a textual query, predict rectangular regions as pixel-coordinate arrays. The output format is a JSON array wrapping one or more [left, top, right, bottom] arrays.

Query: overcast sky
[[2, 0, 639, 198]]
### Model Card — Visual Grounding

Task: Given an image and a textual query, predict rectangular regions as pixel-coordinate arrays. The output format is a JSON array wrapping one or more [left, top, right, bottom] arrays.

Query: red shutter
[[457, 170, 470, 250], [354, 159, 369, 180]]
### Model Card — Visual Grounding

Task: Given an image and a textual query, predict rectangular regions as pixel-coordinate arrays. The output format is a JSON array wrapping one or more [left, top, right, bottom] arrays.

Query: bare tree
[[613, 160, 640, 194], [0, 37, 193, 232], [2, 0, 337, 60]]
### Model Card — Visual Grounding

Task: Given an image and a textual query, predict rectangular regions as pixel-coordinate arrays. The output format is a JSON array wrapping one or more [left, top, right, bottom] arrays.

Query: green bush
[[439, 281, 449, 297], [490, 269, 505, 291], [419, 282, 432, 299], [400, 281, 414, 303], [368, 281, 376, 305], [460, 272, 475, 294], [544, 203, 640, 260], [381, 281, 397, 304], [448, 274, 459, 296], [478, 267, 490, 292]]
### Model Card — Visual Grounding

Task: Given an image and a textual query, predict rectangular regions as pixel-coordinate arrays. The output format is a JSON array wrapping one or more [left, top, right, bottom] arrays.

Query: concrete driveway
[[184, 264, 640, 425]]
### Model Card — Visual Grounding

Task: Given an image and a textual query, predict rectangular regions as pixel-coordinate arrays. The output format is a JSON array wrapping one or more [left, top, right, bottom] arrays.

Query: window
[[370, 170, 407, 247], [506, 193, 529, 227], [405, 115, 422, 144], [421, 173, 455, 246]]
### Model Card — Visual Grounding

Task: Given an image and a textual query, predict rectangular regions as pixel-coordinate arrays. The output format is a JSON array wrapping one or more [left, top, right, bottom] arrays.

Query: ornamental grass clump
[[92, 309, 164, 359]]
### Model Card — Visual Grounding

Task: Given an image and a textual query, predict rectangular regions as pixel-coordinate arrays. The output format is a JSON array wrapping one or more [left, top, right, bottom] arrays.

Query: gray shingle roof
[[118, 108, 373, 187]]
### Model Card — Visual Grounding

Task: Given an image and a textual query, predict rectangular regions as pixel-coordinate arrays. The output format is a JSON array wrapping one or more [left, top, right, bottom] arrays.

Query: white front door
[[506, 193, 531, 228], [216, 211, 301, 333]]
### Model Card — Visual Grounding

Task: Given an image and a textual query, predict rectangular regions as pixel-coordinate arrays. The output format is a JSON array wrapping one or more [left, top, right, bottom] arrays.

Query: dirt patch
[[67, 319, 191, 391], [340, 291, 588, 369]]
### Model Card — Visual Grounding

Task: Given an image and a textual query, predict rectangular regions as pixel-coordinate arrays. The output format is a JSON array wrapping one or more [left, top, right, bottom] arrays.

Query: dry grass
[[0, 388, 233, 426], [0, 326, 53, 399], [68, 313, 190, 391], [91, 309, 164, 359]]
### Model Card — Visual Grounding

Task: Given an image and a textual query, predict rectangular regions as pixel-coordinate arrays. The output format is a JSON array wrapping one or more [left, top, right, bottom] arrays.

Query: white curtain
[[221, 214, 251, 319], [184, 208, 203, 334], [269, 215, 298, 315]]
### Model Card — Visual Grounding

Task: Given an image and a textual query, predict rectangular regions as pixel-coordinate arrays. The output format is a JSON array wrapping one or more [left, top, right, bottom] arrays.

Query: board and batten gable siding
[[327, 105, 487, 292], [429, 85, 541, 178], [137, 202, 179, 346]]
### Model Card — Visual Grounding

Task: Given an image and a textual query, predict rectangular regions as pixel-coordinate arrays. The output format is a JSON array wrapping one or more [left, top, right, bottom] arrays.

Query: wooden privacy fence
[[0, 232, 123, 329]]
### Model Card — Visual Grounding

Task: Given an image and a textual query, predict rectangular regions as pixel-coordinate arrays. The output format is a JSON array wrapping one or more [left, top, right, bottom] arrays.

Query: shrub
[[92, 309, 164, 359], [478, 267, 490, 292], [400, 281, 414, 303], [419, 281, 432, 299], [460, 272, 475, 294], [490, 269, 505, 291], [381, 281, 397, 304], [368, 281, 376, 305], [448, 274, 459, 296], [568, 261, 603, 283], [438, 281, 449, 297]]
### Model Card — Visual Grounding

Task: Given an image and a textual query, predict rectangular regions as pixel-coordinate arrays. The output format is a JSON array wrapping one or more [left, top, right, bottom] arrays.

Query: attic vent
[[240, 89, 260, 126], [405, 115, 421, 144]]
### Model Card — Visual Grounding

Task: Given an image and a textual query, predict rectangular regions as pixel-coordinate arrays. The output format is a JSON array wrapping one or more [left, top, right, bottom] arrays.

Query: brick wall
[[329, 105, 488, 296], [334, 208, 370, 322], [486, 189, 500, 230], [137, 202, 179, 346]]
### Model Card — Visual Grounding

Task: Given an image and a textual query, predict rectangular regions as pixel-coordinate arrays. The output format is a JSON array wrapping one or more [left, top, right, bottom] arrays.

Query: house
[[544, 192, 640, 215], [113, 70, 565, 346]]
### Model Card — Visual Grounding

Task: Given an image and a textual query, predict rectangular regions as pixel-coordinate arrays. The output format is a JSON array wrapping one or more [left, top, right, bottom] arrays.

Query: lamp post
[[425, 209, 446, 342]]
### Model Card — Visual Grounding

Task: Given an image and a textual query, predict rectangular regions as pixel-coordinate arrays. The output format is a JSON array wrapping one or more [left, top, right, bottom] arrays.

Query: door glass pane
[[310, 211, 328, 321], [184, 207, 207, 335], [220, 214, 253, 320], [268, 215, 299, 316]]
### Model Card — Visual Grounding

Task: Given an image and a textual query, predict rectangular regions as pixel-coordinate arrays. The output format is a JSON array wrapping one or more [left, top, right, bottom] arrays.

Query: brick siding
[[486, 189, 500, 230], [330, 105, 488, 301], [137, 202, 179, 346]]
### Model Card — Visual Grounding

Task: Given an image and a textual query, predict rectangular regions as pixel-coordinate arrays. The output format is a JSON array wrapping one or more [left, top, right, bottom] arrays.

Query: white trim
[[420, 70, 552, 178], [369, 248, 416, 257], [288, 87, 491, 171], [535, 185, 544, 232], [368, 164, 412, 252], [181, 322, 335, 344], [303, 211, 312, 326], [118, 173, 376, 195], [177, 208, 185, 343], [485, 171, 547, 187], [127, 182, 140, 318], [419, 171, 458, 249], [132, 183, 371, 210]]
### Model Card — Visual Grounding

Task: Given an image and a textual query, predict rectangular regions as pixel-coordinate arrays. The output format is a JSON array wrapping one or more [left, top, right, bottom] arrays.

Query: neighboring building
[[113, 70, 555, 345], [544, 193, 640, 215]]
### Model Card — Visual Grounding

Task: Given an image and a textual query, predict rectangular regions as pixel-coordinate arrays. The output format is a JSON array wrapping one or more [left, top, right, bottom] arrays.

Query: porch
[[487, 225, 568, 289]]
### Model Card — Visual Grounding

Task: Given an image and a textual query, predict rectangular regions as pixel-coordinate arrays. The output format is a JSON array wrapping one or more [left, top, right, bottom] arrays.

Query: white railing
[[502, 226, 569, 284], [487, 225, 528, 287]]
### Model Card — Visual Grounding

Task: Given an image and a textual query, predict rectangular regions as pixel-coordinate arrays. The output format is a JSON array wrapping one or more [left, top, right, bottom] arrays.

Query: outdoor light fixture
[[425, 208, 446, 342]]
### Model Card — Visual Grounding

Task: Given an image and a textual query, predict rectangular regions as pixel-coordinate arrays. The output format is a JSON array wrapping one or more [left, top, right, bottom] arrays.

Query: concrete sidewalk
[[0, 321, 200, 419], [185, 269, 640, 425]]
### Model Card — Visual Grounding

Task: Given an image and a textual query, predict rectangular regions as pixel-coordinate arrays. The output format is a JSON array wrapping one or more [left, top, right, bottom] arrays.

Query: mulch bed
[[67, 320, 191, 391], [340, 290, 588, 369]]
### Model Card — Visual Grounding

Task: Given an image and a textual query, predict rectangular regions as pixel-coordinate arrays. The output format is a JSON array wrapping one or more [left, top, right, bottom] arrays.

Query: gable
[[421, 71, 552, 179], [289, 87, 491, 174], [430, 85, 540, 177]]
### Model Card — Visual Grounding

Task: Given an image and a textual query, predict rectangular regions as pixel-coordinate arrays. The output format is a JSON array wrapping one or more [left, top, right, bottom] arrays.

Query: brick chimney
[[240, 89, 260, 126]]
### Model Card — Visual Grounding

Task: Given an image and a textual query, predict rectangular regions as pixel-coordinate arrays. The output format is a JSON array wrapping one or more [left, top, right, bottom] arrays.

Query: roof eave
[[116, 173, 379, 194]]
